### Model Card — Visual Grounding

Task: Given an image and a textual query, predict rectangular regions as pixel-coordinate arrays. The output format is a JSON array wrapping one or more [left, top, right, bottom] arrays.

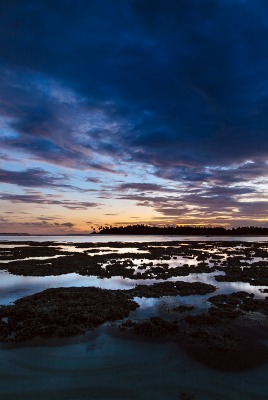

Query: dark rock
[[121, 317, 178, 337], [130, 281, 216, 298], [0, 287, 139, 342]]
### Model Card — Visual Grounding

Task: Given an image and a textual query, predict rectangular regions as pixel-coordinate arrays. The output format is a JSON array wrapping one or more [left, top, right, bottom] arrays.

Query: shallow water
[[0, 271, 134, 304], [1, 239, 268, 399], [0, 331, 268, 400], [1, 234, 268, 242], [0, 266, 266, 307]]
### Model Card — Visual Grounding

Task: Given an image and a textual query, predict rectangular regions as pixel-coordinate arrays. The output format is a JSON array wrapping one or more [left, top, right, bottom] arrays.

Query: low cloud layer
[[0, 193, 100, 210]]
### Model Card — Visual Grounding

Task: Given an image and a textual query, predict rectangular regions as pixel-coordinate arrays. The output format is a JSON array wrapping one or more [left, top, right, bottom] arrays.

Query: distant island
[[97, 224, 268, 236], [0, 233, 30, 236]]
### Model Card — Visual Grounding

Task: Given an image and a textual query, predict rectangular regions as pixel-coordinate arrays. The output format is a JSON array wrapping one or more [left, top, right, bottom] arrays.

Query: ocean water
[[1, 234, 268, 242], [0, 330, 268, 400], [0, 237, 268, 399]]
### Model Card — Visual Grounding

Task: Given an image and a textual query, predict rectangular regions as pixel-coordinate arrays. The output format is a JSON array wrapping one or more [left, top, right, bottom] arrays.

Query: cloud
[[0, 167, 67, 187], [0, 69, 120, 172], [0, 219, 78, 234], [0, 167, 99, 192], [0, 168, 108, 193], [85, 177, 102, 184], [1, 0, 268, 175], [0, 193, 100, 210], [104, 213, 118, 216], [0, 153, 17, 162], [118, 182, 164, 192], [54, 222, 75, 228]]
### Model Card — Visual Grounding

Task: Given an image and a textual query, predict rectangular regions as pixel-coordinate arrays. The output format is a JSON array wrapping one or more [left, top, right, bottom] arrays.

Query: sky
[[1, 0, 268, 234]]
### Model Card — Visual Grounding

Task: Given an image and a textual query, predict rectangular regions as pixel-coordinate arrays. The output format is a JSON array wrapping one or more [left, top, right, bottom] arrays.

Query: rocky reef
[[0, 287, 139, 341]]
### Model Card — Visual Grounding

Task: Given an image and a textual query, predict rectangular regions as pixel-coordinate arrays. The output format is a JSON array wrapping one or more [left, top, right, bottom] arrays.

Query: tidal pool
[[0, 330, 268, 400], [0, 239, 268, 399]]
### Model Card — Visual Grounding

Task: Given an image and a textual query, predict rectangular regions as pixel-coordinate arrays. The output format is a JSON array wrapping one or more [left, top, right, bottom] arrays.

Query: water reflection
[[0, 267, 266, 307], [1, 255, 64, 264], [59, 245, 149, 254], [0, 239, 267, 312], [0, 244, 30, 248], [0, 271, 135, 305], [1, 237, 268, 400], [1, 234, 268, 243], [133, 293, 211, 318]]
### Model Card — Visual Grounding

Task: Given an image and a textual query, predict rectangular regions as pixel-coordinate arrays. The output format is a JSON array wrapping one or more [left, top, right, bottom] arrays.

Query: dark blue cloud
[[0, 167, 65, 188], [1, 0, 268, 169], [118, 183, 164, 192], [0, 167, 99, 192], [0, 192, 100, 210]]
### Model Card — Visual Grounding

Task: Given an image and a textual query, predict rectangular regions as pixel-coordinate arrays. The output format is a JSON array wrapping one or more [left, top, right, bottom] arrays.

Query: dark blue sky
[[1, 0, 268, 233]]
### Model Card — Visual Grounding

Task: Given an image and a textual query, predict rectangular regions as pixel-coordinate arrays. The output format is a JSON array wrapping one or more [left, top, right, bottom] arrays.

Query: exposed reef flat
[[0, 287, 139, 342], [120, 317, 178, 337], [1, 240, 268, 372], [0, 281, 216, 342], [0, 243, 69, 261], [178, 291, 268, 371], [119, 291, 268, 371], [215, 263, 268, 286], [2, 240, 268, 279], [0, 240, 219, 277], [129, 281, 216, 297]]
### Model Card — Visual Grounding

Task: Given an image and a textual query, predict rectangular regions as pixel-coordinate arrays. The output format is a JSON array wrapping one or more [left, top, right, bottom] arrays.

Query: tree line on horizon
[[96, 224, 268, 235]]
